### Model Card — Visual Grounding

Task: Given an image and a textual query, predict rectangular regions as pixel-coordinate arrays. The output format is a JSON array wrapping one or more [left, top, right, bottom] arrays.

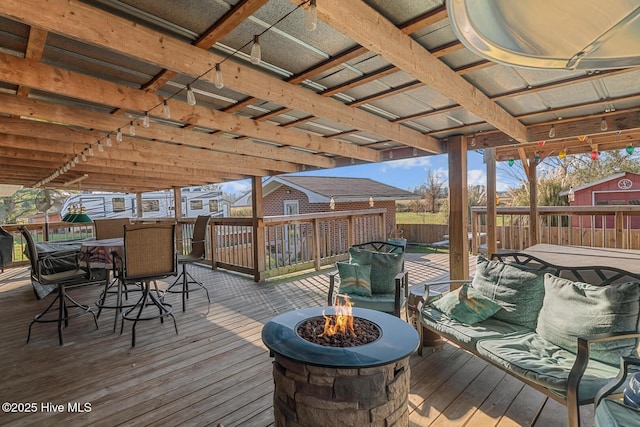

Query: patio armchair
[[93, 218, 131, 240], [328, 241, 408, 318], [19, 226, 98, 346], [166, 215, 211, 312], [594, 355, 640, 426], [118, 223, 178, 347]]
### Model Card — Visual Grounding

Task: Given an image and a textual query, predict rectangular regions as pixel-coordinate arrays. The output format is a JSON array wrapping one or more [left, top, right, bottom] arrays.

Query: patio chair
[[594, 355, 640, 426], [118, 223, 178, 347], [93, 218, 131, 240], [328, 241, 408, 318], [19, 226, 98, 346], [166, 215, 211, 312]]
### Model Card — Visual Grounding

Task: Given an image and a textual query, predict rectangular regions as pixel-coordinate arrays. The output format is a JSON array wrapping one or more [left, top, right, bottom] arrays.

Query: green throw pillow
[[349, 247, 403, 294], [536, 273, 640, 366], [472, 255, 546, 330], [337, 262, 372, 297], [430, 284, 502, 325]]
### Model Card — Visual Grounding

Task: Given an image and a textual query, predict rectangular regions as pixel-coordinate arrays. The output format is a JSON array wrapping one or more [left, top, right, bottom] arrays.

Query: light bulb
[[600, 117, 608, 131], [305, 0, 317, 32], [508, 158, 514, 167], [97, 141, 104, 152], [81, 152, 87, 162], [143, 112, 150, 128], [548, 125, 556, 138], [186, 84, 197, 106], [559, 148, 567, 159], [162, 100, 171, 119], [537, 140, 545, 147], [591, 150, 599, 161], [73, 155, 78, 165], [116, 129, 123, 142], [534, 154, 540, 164], [250, 35, 261, 64], [626, 144, 634, 155], [369, 196, 374, 207], [214, 64, 224, 89], [329, 196, 335, 210], [106, 134, 112, 147], [88, 145, 94, 156], [129, 121, 135, 136]]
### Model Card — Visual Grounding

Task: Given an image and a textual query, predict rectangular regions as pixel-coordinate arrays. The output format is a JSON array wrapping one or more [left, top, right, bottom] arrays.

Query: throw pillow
[[337, 262, 372, 297], [349, 247, 403, 294], [536, 273, 640, 366], [430, 284, 502, 325], [472, 255, 546, 330]]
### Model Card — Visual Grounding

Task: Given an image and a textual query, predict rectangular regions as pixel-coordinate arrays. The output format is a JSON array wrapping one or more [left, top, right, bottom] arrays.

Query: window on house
[[142, 199, 160, 212], [112, 197, 125, 212], [284, 200, 299, 215], [190, 200, 203, 210], [209, 200, 219, 212]]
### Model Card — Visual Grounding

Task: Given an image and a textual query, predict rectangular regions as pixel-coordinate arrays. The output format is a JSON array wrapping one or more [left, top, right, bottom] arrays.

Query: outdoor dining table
[[80, 237, 125, 331], [522, 243, 640, 274]]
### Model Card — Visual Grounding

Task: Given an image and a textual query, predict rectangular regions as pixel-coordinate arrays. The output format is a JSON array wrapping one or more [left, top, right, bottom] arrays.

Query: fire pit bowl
[[262, 307, 419, 426]]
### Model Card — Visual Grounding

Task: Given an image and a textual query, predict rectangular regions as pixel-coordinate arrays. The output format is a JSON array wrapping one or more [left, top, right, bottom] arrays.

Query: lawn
[[396, 212, 446, 225]]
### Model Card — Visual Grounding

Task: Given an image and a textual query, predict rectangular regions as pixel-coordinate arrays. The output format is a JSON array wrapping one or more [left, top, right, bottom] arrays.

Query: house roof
[[0, 1, 639, 192], [264, 175, 419, 203], [559, 172, 640, 196]]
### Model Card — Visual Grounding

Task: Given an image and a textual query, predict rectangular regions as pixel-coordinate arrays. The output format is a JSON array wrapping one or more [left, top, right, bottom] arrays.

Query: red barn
[[565, 172, 640, 228]]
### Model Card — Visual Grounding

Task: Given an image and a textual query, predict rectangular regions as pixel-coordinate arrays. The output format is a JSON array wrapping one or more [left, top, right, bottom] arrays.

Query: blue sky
[[220, 150, 516, 196]]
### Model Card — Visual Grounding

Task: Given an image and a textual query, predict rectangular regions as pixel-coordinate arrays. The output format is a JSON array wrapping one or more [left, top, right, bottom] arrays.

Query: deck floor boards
[[0, 253, 594, 426]]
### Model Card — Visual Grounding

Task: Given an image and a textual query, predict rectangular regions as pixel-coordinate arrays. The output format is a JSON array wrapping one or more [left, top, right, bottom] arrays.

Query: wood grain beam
[[316, 0, 527, 143], [0, 0, 440, 153]]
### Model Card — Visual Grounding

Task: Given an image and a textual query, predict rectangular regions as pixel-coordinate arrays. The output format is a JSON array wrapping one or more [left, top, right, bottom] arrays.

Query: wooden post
[[135, 192, 143, 219], [615, 211, 624, 248], [448, 135, 469, 286], [173, 186, 183, 253], [251, 176, 266, 282], [528, 159, 538, 247], [484, 148, 498, 257]]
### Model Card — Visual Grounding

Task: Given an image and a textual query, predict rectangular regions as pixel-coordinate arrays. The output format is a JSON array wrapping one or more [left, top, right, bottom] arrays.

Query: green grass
[[406, 244, 447, 254], [396, 212, 446, 225]]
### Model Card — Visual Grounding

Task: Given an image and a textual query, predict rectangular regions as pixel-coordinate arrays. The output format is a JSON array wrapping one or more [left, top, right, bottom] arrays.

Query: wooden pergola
[[0, 1, 639, 278]]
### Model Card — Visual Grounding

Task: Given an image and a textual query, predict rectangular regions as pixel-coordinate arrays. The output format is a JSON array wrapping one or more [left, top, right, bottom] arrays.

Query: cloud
[[497, 181, 510, 192], [386, 157, 431, 169], [468, 169, 486, 185], [221, 180, 250, 194]]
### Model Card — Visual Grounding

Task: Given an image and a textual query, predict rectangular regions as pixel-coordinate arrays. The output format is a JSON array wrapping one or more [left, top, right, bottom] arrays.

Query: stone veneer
[[272, 353, 410, 427]]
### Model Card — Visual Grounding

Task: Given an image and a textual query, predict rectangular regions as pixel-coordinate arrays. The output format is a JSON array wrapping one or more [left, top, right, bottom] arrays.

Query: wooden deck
[[0, 253, 593, 426]]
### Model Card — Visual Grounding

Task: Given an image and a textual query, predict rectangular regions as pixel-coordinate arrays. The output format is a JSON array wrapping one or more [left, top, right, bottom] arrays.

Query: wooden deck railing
[[3, 209, 384, 281], [471, 205, 640, 252]]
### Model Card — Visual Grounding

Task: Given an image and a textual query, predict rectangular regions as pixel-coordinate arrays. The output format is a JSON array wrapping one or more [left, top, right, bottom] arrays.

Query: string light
[[626, 144, 634, 155], [186, 84, 197, 106], [559, 148, 567, 159], [537, 140, 545, 147], [508, 158, 514, 167], [591, 149, 599, 161], [548, 125, 556, 138], [329, 196, 335, 210], [305, 0, 317, 31], [35, 0, 315, 186], [600, 117, 608, 131], [369, 196, 374, 207], [534, 153, 540, 163], [250, 35, 261, 64], [214, 64, 224, 89]]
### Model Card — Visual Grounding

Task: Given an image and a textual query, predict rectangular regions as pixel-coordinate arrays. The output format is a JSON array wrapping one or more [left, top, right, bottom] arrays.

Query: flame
[[321, 295, 354, 337]]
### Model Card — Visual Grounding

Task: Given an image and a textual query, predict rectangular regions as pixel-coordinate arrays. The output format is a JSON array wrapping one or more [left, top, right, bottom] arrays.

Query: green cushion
[[336, 262, 372, 297], [596, 397, 640, 427], [430, 284, 502, 325], [472, 255, 546, 330], [536, 274, 640, 366], [337, 292, 403, 314], [349, 247, 403, 294]]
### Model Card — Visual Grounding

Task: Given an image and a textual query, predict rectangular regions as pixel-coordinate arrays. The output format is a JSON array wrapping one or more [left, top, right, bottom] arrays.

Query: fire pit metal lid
[[261, 307, 419, 368]]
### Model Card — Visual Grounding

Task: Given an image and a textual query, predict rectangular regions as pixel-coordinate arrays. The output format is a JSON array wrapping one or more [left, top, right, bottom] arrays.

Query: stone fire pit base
[[272, 353, 410, 426]]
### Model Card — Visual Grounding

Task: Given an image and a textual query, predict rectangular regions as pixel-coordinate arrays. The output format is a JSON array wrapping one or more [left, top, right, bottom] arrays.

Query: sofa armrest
[[566, 331, 640, 427], [594, 355, 640, 407], [393, 269, 408, 318]]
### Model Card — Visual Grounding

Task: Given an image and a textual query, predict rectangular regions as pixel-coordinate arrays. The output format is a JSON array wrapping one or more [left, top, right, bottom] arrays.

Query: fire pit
[[262, 306, 419, 426]]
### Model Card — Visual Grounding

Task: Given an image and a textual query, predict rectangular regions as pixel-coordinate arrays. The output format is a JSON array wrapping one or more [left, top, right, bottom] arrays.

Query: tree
[[418, 169, 446, 213]]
